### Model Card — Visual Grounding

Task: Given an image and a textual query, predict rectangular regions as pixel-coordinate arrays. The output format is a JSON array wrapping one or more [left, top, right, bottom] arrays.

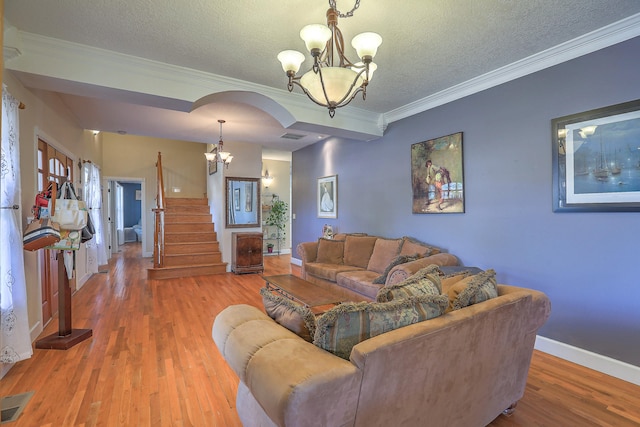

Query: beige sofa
[[213, 283, 551, 427], [297, 234, 459, 301]]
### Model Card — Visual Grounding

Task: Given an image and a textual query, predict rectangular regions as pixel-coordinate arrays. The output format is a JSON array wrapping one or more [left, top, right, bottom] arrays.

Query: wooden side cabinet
[[231, 232, 264, 274]]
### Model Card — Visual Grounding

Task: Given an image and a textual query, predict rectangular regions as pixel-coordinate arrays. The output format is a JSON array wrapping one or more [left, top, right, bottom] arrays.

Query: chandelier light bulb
[[300, 24, 332, 53], [277, 50, 306, 74], [351, 32, 382, 59]]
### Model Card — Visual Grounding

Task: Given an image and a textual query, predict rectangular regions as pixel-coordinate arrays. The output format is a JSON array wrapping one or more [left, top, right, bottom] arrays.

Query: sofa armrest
[[296, 241, 318, 263], [213, 304, 362, 427], [296, 241, 318, 278], [386, 253, 459, 285]]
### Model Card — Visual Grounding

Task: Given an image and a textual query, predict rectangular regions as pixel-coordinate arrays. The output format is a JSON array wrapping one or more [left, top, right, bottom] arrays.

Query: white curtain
[[0, 87, 32, 363], [83, 162, 108, 273]]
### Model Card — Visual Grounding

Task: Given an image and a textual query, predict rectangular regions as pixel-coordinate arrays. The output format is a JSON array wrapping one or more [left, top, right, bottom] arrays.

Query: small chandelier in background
[[204, 119, 233, 169], [277, 0, 382, 117], [262, 170, 274, 188]]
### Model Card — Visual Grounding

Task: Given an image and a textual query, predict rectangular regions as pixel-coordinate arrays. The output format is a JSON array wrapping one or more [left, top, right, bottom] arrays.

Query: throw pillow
[[447, 269, 498, 312], [260, 287, 316, 342], [313, 294, 448, 359], [372, 254, 420, 284], [343, 235, 379, 268], [438, 267, 485, 293], [367, 238, 403, 274], [440, 271, 470, 294], [399, 236, 441, 257], [376, 264, 442, 302], [316, 238, 345, 264]]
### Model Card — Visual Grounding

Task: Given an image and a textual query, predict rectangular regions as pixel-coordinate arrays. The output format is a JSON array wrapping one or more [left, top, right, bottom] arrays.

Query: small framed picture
[[135, 190, 142, 200], [317, 175, 337, 218], [233, 188, 240, 211]]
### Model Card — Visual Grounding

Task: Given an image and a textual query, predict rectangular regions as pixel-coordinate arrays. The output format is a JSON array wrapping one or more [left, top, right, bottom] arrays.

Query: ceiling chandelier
[[277, 0, 382, 117], [204, 119, 233, 169]]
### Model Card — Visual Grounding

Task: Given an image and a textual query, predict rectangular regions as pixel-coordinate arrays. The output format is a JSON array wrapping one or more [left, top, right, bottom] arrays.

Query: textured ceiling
[[4, 0, 640, 150]]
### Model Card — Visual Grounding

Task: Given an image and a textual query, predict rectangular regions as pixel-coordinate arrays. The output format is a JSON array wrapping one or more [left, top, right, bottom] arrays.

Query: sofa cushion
[[336, 270, 383, 300], [316, 238, 345, 264], [305, 263, 364, 282], [376, 265, 442, 302], [333, 232, 367, 241], [366, 238, 403, 274], [399, 236, 441, 257], [343, 235, 379, 268], [372, 254, 421, 285], [260, 287, 316, 342], [446, 269, 498, 312], [313, 294, 448, 359]]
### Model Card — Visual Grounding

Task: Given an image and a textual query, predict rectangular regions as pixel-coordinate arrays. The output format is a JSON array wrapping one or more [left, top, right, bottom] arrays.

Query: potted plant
[[264, 197, 288, 253], [266, 243, 274, 253]]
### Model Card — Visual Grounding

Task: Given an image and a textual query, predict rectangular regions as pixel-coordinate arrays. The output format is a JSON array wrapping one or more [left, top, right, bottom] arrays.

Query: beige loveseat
[[213, 282, 551, 427], [297, 234, 459, 301]]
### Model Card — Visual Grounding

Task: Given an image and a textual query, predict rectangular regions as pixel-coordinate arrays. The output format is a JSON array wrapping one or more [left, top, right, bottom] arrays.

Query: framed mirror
[[225, 177, 261, 228]]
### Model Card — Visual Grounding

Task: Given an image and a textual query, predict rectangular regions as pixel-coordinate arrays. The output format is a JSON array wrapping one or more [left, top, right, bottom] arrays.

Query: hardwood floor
[[1, 243, 639, 426]]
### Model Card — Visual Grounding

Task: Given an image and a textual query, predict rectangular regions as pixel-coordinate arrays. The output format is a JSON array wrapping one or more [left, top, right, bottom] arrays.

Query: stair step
[[165, 232, 218, 243], [165, 223, 214, 233], [165, 198, 208, 207], [165, 205, 210, 214], [147, 263, 228, 280], [165, 242, 219, 254], [164, 213, 212, 223], [163, 253, 223, 267]]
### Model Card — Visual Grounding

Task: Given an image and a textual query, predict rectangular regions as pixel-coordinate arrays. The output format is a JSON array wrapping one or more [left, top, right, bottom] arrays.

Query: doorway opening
[[105, 177, 146, 258]]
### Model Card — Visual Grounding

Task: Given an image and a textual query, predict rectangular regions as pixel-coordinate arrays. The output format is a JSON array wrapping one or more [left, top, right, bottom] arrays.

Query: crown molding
[[8, 32, 384, 140], [384, 13, 640, 124]]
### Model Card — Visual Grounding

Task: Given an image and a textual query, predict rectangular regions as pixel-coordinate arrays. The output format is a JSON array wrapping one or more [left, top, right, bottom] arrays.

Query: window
[[37, 139, 74, 191]]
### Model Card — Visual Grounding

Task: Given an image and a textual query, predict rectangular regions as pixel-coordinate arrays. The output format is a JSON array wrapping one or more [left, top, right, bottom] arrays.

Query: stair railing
[[153, 151, 166, 268]]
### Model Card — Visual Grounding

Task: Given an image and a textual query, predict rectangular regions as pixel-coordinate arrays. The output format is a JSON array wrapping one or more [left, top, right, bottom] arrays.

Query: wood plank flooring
[[1, 243, 639, 426]]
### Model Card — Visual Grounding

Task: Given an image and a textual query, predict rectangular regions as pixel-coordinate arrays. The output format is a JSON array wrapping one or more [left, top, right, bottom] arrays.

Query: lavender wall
[[292, 37, 640, 366]]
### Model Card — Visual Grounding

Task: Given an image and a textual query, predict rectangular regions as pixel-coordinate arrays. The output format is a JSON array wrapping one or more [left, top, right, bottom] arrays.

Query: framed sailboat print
[[552, 99, 640, 212]]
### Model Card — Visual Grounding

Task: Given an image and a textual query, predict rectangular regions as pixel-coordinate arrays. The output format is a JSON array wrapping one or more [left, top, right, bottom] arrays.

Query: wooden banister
[[153, 152, 166, 268]]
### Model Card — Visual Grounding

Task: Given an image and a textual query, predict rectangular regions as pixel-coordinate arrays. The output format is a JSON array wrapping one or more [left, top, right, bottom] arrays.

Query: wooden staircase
[[147, 197, 227, 279]]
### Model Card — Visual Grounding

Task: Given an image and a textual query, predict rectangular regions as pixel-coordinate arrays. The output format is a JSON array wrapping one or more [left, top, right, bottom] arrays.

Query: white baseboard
[[290, 257, 302, 266], [30, 321, 43, 343], [535, 336, 640, 386], [77, 272, 91, 289]]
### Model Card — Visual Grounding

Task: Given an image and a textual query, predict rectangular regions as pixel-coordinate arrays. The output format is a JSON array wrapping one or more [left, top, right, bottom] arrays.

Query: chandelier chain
[[329, 0, 360, 18]]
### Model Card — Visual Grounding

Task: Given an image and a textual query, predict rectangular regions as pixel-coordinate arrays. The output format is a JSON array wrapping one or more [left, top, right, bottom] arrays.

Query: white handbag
[[50, 182, 88, 231]]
